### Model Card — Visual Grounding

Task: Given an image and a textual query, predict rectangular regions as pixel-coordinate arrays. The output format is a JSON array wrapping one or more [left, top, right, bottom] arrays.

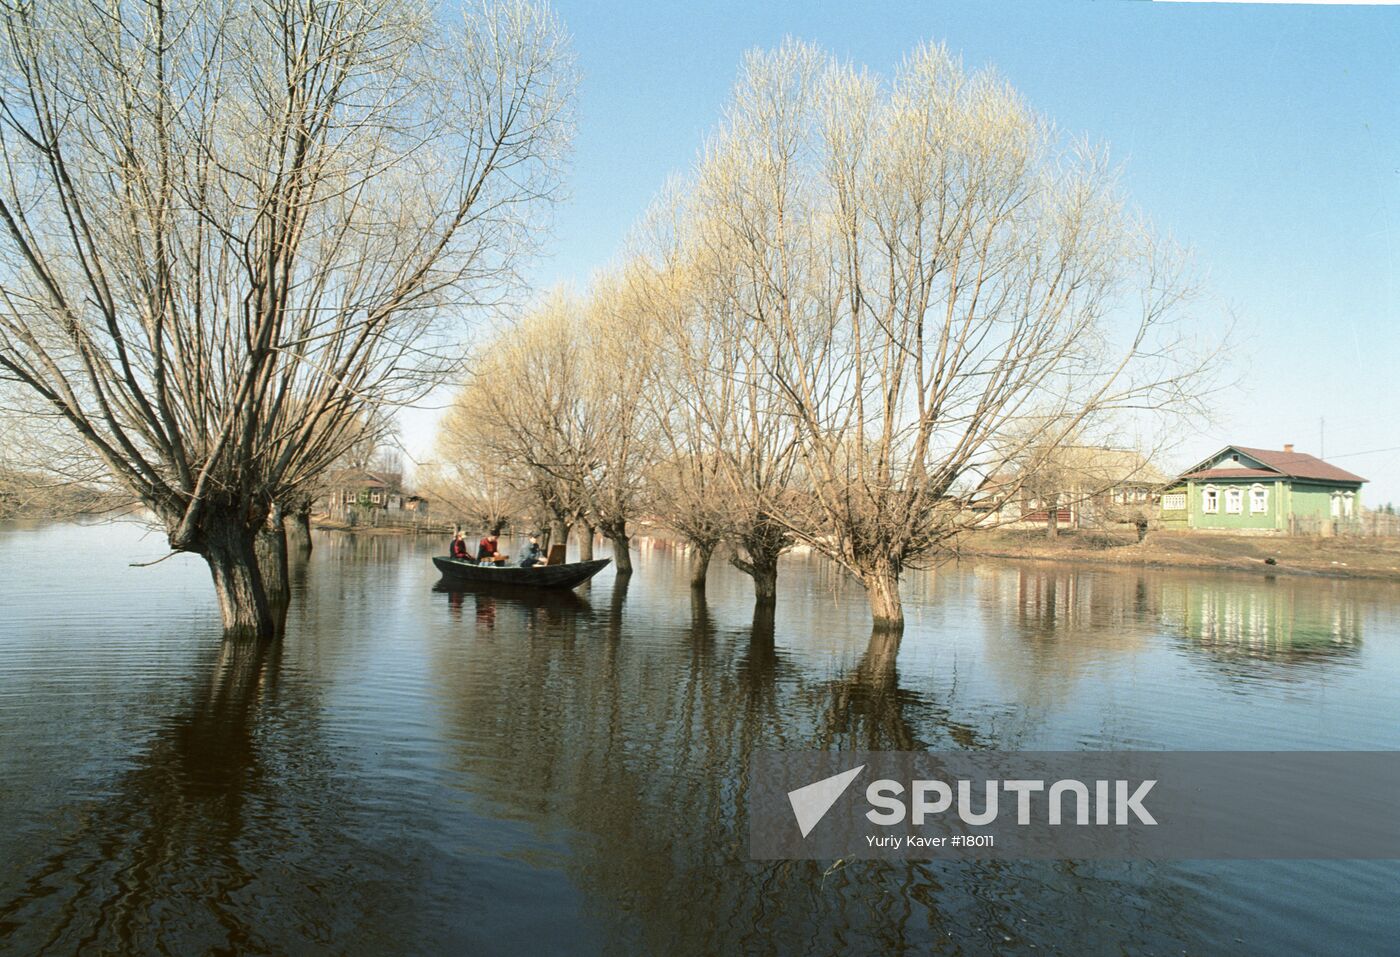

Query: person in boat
[[518, 534, 545, 568], [450, 531, 471, 561], [477, 529, 507, 564]]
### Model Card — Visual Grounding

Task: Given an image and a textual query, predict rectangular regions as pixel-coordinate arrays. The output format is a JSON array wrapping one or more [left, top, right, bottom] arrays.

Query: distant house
[[325, 469, 401, 517], [971, 448, 1167, 530], [1158, 444, 1366, 534], [401, 494, 432, 516]]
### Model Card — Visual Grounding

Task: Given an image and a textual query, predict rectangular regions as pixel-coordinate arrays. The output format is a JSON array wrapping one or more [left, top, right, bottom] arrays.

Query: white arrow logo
[[787, 765, 866, 838]]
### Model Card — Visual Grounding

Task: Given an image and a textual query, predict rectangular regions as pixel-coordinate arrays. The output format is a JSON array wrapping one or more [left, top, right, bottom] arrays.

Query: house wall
[[1287, 482, 1362, 526], [1157, 483, 1192, 530], [1287, 484, 1335, 520], [1158, 478, 1362, 532], [1178, 479, 1281, 531], [1159, 479, 1278, 530]]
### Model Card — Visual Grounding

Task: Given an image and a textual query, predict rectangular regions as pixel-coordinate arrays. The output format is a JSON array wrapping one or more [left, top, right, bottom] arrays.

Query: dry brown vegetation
[[960, 528, 1400, 581]]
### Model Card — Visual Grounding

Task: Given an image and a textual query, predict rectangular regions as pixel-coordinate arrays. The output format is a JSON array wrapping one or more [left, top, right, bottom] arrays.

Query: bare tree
[[0, 0, 575, 635], [1010, 432, 1165, 540], [581, 269, 660, 574], [633, 181, 806, 605], [626, 222, 729, 590], [445, 290, 596, 551], [646, 41, 1216, 629], [440, 280, 659, 571], [418, 445, 531, 536]]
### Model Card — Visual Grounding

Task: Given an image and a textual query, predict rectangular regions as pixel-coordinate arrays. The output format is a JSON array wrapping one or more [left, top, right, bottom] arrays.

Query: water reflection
[[434, 581, 592, 635], [1158, 577, 1363, 665], [2, 525, 1397, 954], [978, 564, 1366, 680], [0, 638, 308, 952], [424, 586, 1216, 954]]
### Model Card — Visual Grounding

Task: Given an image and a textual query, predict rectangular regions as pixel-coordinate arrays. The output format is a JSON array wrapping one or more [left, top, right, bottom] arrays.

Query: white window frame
[[1162, 492, 1186, 511], [1225, 487, 1243, 514], [1343, 491, 1354, 518], [1331, 493, 1342, 518], [1250, 485, 1268, 514], [1202, 486, 1219, 514]]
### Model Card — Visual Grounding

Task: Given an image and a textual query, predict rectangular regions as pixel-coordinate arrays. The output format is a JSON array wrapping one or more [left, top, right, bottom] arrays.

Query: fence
[[337, 505, 455, 536], [1287, 512, 1400, 538]]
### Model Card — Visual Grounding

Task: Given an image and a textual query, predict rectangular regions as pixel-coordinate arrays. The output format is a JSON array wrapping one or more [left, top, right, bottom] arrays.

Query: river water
[[1, 520, 1397, 955]]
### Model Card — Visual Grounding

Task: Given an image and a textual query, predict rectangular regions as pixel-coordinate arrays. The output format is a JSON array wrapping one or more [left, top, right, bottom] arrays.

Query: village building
[[970, 447, 1168, 530], [1157, 444, 1366, 534]]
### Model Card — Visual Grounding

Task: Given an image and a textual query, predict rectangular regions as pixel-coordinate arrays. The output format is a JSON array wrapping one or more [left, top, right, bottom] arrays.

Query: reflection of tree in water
[[975, 566, 1165, 714], [983, 563, 1368, 674], [813, 627, 980, 753], [0, 635, 386, 955], [428, 590, 1202, 955]]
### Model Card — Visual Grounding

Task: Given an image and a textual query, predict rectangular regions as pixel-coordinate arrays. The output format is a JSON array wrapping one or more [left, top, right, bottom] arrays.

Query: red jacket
[[450, 537, 469, 560], [478, 536, 499, 560]]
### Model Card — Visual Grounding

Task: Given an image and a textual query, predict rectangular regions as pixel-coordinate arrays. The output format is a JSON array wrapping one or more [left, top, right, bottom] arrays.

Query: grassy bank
[[958, 528, 1400, 582]]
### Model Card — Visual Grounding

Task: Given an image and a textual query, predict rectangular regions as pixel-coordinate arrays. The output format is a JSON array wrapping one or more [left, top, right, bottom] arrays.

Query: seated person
[[449, 531, 471, 561], [518, 535, 545, 567], [477, 530, 507, 564]]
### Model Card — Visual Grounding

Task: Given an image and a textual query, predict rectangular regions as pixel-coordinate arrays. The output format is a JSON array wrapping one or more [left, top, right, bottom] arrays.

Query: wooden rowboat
[[432, 555, 611, 590]]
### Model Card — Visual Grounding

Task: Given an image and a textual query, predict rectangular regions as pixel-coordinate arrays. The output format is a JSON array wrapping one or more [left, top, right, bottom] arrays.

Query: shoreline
[[310, 517, 1400, 584], [311, 517, 452, 537], [955, 530, 1400, 583]]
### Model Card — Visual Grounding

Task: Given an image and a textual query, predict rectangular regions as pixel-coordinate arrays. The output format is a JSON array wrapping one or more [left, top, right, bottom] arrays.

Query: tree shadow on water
[[0, 633, 393, 955]]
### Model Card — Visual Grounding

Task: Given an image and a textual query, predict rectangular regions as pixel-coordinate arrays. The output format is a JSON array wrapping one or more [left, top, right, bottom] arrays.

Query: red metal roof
[[1234, 446, 1366, 483], [1179, 446, 1366, 485]]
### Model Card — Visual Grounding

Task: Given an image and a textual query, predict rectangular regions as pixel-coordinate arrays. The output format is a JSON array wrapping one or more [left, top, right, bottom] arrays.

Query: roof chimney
[[1283, 443, 1294, 453]]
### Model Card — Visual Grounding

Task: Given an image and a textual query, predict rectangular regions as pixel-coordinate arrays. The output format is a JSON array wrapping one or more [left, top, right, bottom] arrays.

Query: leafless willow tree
[[446, 290, 595, 552], [639, 41, 1217, 629], [0, 0, 574, 635], [622, 229, 726, 589], [580, 270, 660, 573], [416, 457, 528, 535], [440, 284, 657, 571], [629, 186, 806, 604]]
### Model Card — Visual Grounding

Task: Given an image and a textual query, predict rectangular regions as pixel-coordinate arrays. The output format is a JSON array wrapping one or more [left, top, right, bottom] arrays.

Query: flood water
[[1, 520, 1398, 955]]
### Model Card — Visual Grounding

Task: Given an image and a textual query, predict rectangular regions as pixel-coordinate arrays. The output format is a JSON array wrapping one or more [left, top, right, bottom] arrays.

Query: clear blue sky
[[403, 0, 1400, 503]]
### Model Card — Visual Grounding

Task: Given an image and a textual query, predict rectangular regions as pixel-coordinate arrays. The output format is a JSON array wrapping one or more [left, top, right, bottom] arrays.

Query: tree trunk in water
[[606, 527, 632, 575], [732, 542, 781, 606], [1047, 493, 1060, 540], [689, 542, 714, 592], [202, 517, 276, 639], [287, 506, 313, 554], [863, 562, 904, 632], [256, 506, 290, 607], [547, 518, 570, 553], [752, 554, 778, 605], [578, 525, 595, 562], [751, 600, 776, 644]]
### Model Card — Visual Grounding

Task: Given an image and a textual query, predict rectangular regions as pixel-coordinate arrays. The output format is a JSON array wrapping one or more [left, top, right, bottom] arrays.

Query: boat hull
[[432, 556, 611, 590]]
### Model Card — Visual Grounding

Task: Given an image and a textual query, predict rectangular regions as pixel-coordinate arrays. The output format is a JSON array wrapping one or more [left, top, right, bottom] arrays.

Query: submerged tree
[[642, 41, 1216, 630], [633, 187, 804, 605], [446, 290, 596, 551], [0, 0, 574, 635], [441, 281, 658, 571]]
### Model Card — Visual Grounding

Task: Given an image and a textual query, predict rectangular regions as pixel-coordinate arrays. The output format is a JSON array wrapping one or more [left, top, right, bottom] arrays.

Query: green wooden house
[[1157, 444, 1366, 533]]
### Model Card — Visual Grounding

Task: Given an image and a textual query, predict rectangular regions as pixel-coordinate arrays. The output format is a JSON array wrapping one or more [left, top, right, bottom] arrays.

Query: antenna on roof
[[1320, 417, 1325, 459]]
